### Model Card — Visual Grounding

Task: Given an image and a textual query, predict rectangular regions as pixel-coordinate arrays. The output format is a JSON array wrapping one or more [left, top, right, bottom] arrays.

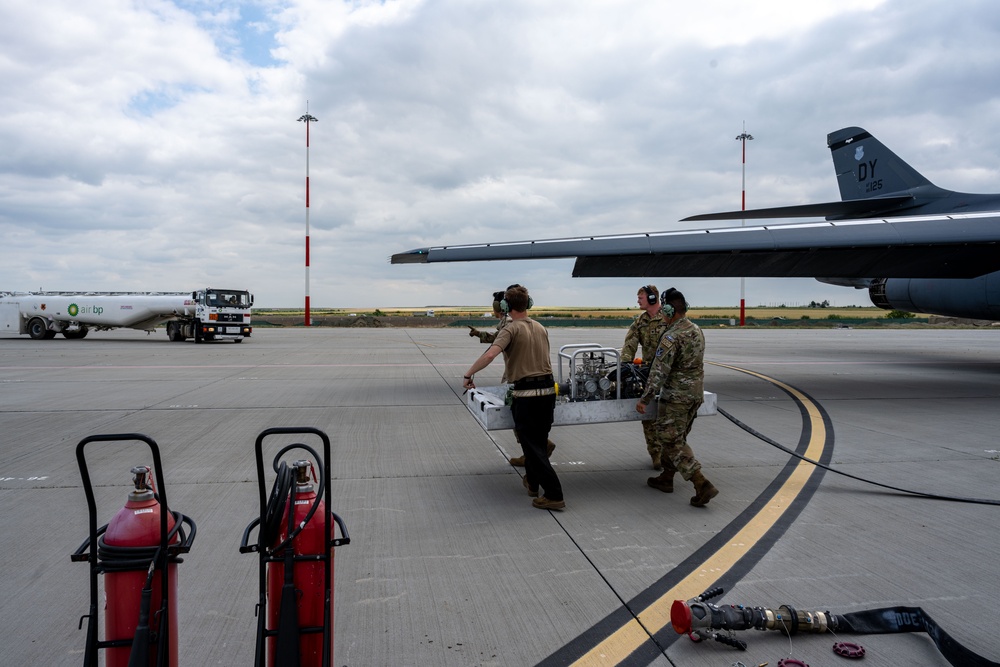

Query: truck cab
[[166, 289, 254, 343]]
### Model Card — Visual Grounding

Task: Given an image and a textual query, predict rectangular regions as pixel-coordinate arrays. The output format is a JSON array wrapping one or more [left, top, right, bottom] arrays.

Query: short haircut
[[661, 287, 688, 314], [637, 284, 658, 297], [504, 285, 530, 312]]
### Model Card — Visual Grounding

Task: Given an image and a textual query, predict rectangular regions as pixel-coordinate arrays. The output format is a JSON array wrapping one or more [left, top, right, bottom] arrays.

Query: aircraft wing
[[680, 195, 915, 222], [391, 212, 1000, 279]]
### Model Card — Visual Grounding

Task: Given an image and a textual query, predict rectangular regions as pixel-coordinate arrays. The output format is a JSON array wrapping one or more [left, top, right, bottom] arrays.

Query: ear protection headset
[[641, 285, 658, 305], [492, 291, 505, 313], [660, 287, 685, 318], [499, 284, 533, 313]]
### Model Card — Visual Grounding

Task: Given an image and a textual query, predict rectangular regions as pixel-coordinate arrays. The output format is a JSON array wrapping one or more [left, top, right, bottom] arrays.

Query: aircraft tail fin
[[827, 127, 933, 201]]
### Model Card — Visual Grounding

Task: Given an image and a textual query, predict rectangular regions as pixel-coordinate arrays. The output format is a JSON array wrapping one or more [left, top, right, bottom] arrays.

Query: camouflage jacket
[[621, 310, 665, 366], [640, 317, 705, 405], [474, 314, 511, 343]]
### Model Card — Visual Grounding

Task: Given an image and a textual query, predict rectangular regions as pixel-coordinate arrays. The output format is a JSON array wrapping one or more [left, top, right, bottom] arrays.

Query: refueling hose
[[674, 587, 1000, 667], [718, 406, 1000, 506]]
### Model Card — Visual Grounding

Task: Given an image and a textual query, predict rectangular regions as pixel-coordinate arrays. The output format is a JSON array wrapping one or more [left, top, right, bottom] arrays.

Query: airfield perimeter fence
[[249, 315, 944, 329]]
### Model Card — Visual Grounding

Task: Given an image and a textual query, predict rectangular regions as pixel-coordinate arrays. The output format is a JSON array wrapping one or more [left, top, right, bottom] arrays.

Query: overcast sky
[[3, 0, 999, 309]]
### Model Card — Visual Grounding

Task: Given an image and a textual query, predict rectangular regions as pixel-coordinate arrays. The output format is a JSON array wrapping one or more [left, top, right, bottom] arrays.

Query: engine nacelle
[[869, 273, 1000, 320]]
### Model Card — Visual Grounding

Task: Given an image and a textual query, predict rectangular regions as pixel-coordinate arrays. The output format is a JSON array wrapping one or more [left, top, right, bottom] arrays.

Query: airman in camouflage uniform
[[468, 290, 510, 345], [636, 288, 718, 507], [621, 285, 667, 470]]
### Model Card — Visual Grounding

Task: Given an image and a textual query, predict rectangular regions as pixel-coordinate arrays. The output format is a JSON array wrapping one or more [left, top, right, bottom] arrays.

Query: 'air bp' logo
[[67, 303, 103, 317]]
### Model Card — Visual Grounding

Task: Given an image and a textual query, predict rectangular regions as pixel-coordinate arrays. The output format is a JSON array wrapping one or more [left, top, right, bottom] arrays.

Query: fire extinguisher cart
[[71, 433, 196, 667], [240, 426, 351, 667]]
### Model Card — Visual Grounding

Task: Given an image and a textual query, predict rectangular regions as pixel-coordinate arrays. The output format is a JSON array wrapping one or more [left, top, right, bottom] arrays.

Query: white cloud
[[2, 0, 999, 309]]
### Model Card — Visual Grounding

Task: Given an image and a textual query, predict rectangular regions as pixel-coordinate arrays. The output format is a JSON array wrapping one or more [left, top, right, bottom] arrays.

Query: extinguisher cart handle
[[72, 433, 174, 667], [240, 517, 262, 554], [330, 511, 350, 547], [240, 511, 349, 553]]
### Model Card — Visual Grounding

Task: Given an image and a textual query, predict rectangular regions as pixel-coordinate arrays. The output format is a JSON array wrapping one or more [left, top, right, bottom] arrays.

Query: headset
[[499, 284, 533, 313], [660, 287, 686, 318], [641, 285, 658, 305]]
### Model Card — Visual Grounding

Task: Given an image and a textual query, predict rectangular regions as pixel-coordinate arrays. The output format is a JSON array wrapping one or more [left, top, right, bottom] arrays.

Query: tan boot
[[646, 469, 674, 493], [532, 496, 566, 511], [650, 450, 662, 471], [689, 470, 719, 507], [546, 440, 556, 457], [511, 440, 554, 467]]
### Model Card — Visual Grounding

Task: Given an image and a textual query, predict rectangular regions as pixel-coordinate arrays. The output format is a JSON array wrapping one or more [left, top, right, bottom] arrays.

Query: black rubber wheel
[[28, 318, 50, 340]]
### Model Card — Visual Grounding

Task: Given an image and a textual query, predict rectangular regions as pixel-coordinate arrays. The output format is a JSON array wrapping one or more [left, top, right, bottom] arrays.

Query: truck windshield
[[207, 292, 251, 308]]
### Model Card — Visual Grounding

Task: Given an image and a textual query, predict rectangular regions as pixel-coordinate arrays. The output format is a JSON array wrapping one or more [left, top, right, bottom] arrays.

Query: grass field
[[254, 305, 925, 322]]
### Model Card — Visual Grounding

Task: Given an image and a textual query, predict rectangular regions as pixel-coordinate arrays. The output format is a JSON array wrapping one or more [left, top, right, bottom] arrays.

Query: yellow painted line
[[571, 364, 828, 666]]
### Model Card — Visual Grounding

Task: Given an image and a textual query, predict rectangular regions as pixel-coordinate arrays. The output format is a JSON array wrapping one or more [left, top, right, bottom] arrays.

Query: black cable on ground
[[717, 405, 1000, 506]]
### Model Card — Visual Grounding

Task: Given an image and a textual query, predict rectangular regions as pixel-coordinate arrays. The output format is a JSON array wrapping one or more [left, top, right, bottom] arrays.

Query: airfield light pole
[[298, 108, 318, 327], [736, 123, 754, 326]]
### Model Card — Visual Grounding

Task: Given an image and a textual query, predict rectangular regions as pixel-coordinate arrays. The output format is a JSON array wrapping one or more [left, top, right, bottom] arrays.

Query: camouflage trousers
[[648, 401, 703, 480], [641, 419, 660, 458]]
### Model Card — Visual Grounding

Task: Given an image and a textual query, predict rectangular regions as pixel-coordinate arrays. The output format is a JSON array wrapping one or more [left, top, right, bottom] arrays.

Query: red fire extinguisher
[[240, 427, 350, 667], [268, 460, 329, 666], [72, 434, 196, 667]]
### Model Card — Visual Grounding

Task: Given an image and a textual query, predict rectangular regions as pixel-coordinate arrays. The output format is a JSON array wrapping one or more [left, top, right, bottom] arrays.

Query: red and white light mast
[[298, 108, 318, 327], [736, 123, 754, 327]]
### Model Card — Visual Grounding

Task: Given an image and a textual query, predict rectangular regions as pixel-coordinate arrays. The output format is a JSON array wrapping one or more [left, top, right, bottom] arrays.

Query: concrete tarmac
[[1, 326, 999, 666]]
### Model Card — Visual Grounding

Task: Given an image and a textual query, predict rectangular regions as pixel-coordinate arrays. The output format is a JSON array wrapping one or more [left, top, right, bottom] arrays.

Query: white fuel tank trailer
[[0, 289, 253, 343]]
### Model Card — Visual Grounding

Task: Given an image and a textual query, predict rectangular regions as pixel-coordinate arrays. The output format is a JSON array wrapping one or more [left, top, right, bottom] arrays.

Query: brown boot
[[510, 441, 553, 467], [689, 471, 719, 507], [532, 496, 566, 511], [646, 470, 674, 493]]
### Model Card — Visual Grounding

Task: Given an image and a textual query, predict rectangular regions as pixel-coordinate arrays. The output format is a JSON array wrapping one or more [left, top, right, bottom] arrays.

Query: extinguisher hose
[[262, 462, 295, 548], [96, 511, 190, 572], [127, 555, 159, 667], [262, 446, 326, 555]]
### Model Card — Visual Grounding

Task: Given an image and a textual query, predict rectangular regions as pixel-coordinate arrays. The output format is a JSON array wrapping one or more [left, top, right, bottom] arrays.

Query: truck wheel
[[63, 327, 89, 339], [167, 322, 185, 342], [28, 318, 50, 340]]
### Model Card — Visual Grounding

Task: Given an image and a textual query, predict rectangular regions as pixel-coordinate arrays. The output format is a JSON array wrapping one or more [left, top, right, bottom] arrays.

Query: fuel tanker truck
[[0, 288, 253, 343]]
